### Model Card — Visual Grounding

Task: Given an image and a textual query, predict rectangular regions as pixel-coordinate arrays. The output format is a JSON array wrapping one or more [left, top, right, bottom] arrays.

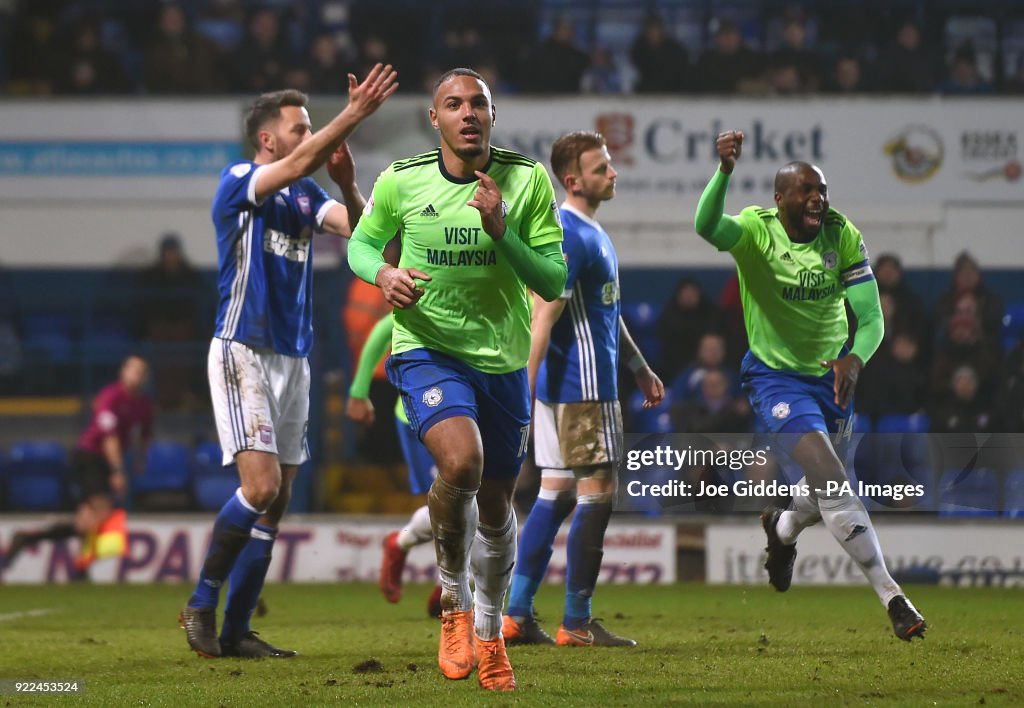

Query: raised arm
[[694, 130, 746, 251], [254, 64, 397, 202], [321, 142, 367, 237]]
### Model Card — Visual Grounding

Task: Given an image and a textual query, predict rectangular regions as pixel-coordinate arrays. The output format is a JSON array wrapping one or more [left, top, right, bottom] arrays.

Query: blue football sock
[[563, 499, 613, 630], [188, 490, 262, 609], [221, 524, 277, 641], [506, 493, 575, 619]]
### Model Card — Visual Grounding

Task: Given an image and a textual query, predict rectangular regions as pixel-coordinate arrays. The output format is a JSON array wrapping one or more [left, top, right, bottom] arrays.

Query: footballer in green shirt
[[695, 130, 925, 642], [347, 68, 567, 692]]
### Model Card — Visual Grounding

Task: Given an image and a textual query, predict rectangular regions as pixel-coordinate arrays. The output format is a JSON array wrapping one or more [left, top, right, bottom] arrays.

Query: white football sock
[[428, 478, 478, 613], [470, 511, 517, 641], [776, 478, 822, 544], [397, 505, 433, 551], [817, 491, 902, 607]]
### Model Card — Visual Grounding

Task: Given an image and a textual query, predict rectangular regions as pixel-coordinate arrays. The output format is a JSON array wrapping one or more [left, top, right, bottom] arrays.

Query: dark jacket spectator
[[934, 251, 1004, 345], [673, 369, 751, 434], [929, 365, 994, 434], [146, 3, 227, 93], [520, 17, 589, 93], [630, 14, 689, 93], [53, 21, 130, 94], [858, 331, 928, 422], [656, 278, 723, 383], [877, 21, 936, 93], [693, 20, 759, 93], [929, 295, 1002, 405], [233, 7, 291, 94]]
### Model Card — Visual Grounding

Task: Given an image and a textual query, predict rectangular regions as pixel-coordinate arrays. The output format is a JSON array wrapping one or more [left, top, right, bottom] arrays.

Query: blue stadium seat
[[1001, 301, 1024, 350], [134, 442, 191, 494], [1004, 469, 1024, 518], [628, 389, 674, 433], [192, 443, 238, 511], [851, 413, 872, 434], [620, 301, 662, 338], [7, 441, 68, 511], [876, 413, 930, 434], [939, 466, 1000, 517]]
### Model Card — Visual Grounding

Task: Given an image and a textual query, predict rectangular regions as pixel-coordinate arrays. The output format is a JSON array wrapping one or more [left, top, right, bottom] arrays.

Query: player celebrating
[[179, 64, 398, 659], [347, 68, 567, 691], [346, 313, 441, 616], [694, 130, 926, 641], [502, 131, 663, 647]]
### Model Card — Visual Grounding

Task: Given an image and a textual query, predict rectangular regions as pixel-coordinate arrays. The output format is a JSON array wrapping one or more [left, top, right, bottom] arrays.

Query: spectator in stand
[[233, 7, 291, 94], [520, 16, 589, 93], [934, 251, 1004, 345], [53, 20, 130, 94], [5, 5, 60, 95], [581, 46, 623, 94], [769, 16, 821, 92], [823, 54, 874, 94], [146, 3, 228, 94], [693, 19, 759, 94], [930, 294, 1002, 406], [673, 368, 751, 434], [656, 277, 722, 383], [877, 20, 936, 93], [929, 364, 994, 434], [630, 12, 689, 93], [874, 253, 929, 350], [304, 33, 349, 94], [858, 330, 928, 424], [670, 331, 737, 401], [940, 46, 994, 95], [137, 232, 208, 412]]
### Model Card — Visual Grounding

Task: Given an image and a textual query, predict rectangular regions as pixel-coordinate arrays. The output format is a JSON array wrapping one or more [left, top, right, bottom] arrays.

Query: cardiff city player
[[693, 129, 925, 641]]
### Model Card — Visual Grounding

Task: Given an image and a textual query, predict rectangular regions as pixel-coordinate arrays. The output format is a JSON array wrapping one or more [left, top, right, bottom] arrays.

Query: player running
[[347, 68, 567, 691], [502, 131, 663, 648], [694, 130, 926, 641]]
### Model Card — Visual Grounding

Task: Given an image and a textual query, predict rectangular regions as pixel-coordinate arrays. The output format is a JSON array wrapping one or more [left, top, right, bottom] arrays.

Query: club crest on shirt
[[423, 387, 443, 407], [822, 251, 838, 270], [771, 402, 791, 419], [259, 424, 274, 444], [297, 195, 311, 215]]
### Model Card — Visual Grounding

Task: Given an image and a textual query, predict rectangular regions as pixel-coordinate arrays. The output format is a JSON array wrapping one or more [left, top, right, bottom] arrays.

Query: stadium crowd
[[3, 0, 1024, 96]]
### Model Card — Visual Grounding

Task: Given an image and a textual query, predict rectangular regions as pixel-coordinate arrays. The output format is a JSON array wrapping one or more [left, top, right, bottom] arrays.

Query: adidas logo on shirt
[[420, 204, 440, 217], [779, 251, 794, 264]]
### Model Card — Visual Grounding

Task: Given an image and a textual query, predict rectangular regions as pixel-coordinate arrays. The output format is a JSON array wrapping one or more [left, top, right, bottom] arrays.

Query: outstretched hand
[[376, 264, 431, 309], [821, 354, 863, 409], [467, 171, 506, 240], [326, 142, 355, 187], [346, 63, 399, 121], [716, 130, 744, 174]]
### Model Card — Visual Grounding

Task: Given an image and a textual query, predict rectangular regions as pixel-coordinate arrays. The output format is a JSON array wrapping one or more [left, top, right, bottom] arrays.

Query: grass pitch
[[2, 582, 1022, 706]]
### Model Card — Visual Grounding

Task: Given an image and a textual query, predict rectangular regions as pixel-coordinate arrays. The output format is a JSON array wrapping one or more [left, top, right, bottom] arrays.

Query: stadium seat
[[7, 441, 68, 511], [620, 301, 661, 338], [939, 466, 1000, 517], [851, 413, 872, 434], [192, 443, 239, 511], [133, 442, 192, 510], [875, 413, 930, 434], [628, 389, 674, 433], [1001, 301, 1024, 350], [1004, 469, 1024, 518]]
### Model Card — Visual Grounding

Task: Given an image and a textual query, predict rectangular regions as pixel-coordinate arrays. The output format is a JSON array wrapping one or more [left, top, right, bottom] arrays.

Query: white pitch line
[[0, 608, 54, 622]]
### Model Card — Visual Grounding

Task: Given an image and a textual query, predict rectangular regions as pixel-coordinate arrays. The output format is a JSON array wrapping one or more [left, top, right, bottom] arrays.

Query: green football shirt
[[354, 147, 563, 374], [729, 206, 871, 376]]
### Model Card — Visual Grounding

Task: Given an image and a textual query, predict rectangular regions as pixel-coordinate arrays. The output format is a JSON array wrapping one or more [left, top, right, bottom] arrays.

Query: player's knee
[[436, 449, 484, 487], [241, 481, 280, 512]]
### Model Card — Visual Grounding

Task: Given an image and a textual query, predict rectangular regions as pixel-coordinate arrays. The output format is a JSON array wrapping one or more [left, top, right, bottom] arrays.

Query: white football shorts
[[208, 337, 310, 466], [533, 399, 623, 478]]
